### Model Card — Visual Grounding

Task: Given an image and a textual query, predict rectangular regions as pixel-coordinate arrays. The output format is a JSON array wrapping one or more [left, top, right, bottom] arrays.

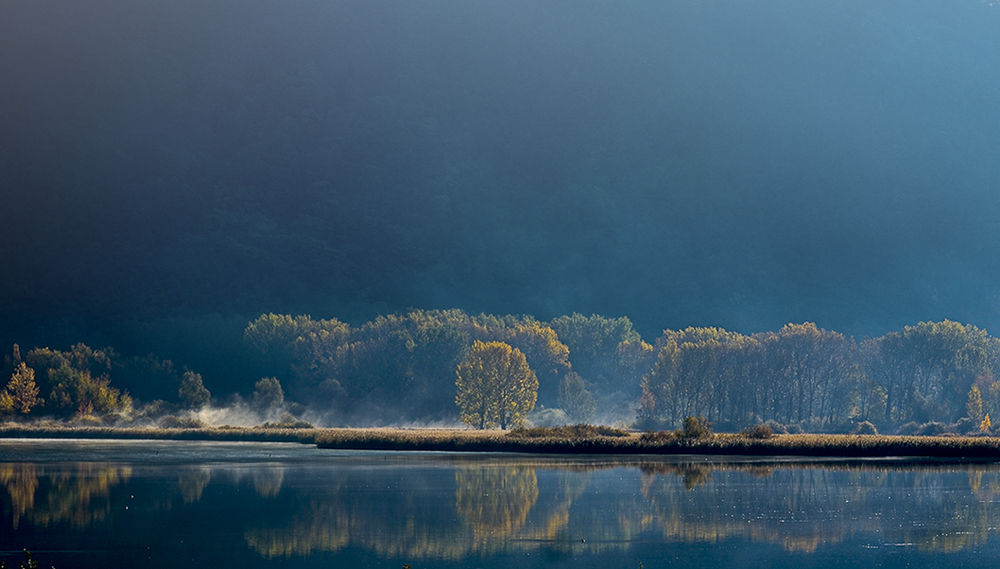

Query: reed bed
[[2, 424, 1000, 459], [0, 423, 320, 444], [315, 429, 1000, 459]]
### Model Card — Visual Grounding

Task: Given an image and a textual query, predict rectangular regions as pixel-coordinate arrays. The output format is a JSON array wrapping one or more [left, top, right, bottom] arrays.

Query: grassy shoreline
[[2, 424, 1000, 459], [314, 429, 1000, 459], [0, 424, 321, 444]]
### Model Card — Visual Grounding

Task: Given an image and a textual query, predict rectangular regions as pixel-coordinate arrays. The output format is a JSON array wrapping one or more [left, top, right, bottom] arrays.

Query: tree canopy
[[455, 341, 538, 429]]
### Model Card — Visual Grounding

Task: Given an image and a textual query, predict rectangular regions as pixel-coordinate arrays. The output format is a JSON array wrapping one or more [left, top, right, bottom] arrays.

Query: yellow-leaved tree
[[455, 341, 538, 429], [2, 363, 40, 415]]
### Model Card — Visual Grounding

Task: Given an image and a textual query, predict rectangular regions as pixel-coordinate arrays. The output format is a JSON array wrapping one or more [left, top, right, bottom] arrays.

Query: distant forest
[[2, 312, 999, 435]]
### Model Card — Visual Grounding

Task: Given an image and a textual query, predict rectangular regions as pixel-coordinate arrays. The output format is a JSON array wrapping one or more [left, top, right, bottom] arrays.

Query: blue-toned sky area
[[2, 0, 1000, 381]]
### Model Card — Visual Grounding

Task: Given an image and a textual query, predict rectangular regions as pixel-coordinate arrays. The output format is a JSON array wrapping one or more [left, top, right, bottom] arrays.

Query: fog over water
[[3, 0, 1000, 387]]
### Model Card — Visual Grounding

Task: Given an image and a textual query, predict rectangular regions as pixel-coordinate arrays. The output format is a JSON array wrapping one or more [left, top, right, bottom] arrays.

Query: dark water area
[[2, 441, 1000, 568]]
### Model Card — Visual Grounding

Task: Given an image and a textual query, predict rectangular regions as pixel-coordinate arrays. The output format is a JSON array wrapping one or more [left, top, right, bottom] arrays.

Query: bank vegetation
[[3, 423, 1000, 460]]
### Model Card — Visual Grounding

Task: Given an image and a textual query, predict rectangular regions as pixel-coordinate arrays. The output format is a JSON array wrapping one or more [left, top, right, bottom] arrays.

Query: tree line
[[243, 312, 1000, 432], [638, 320, 1000, 433], [3, 311, 1000, 434]]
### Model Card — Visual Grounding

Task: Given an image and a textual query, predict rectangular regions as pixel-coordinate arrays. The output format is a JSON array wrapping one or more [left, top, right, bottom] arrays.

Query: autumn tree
[[616, 337, 657, 396], [455, 341, 538, 429], [2, 363, 40, 415], [471, 314, 569, 406]]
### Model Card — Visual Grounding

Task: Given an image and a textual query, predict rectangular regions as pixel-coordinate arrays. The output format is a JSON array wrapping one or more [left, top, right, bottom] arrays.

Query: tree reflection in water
[[0, 464, 38, 529], [5, 452, 1000, 563], [0, 463, 131, 529], [251, 467, 285, 498], [177, 467, 211, 503], [455, 465, 538, 541]]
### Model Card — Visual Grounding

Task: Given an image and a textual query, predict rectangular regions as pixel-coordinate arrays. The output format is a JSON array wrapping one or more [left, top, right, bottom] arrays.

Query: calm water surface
[[1, 439, 1000, 568]]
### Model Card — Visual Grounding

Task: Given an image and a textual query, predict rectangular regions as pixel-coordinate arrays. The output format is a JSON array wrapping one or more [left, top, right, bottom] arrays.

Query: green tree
[[244, 313, 351, 394], [252, 377, 285, 412], [178, 371, 211, 410], [25, 345, 132, 420], [641, 327, 750, 428], [864, 320, 990, 424], [455, 341, 538, 429], [46, 365, 131, 419], [967, 385, 985, 423], [761, 323, 862, 427], [26, 344, 113, 401], [558, 372, 596, 423], [549, 313, 642, 397]]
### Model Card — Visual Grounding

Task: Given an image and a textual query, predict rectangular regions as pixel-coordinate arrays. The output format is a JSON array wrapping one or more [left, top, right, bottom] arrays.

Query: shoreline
[[1, 425, 1000, 459]]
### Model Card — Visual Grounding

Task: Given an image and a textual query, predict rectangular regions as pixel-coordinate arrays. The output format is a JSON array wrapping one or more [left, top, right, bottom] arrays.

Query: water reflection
[[244, 497, 351, 558], [177, 467, 211, 503], [251, 467, 285, 498], [1, 463, 131, 529], [4, 447, 1000, 565], [456, 466, 539, 541], [639, 461, 1000, 554], [242, 459, 1000, 558]]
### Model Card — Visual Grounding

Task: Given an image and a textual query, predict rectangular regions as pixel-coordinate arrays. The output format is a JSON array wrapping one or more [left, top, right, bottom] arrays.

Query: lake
[[1, 439, 1000, 568]]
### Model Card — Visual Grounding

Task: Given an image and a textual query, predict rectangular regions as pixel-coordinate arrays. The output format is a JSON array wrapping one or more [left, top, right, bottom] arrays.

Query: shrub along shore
[[1, 424, 1000, 459]]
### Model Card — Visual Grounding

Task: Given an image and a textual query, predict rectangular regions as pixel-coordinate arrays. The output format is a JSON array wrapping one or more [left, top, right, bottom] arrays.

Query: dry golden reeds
[[1, 423, 999, 459]]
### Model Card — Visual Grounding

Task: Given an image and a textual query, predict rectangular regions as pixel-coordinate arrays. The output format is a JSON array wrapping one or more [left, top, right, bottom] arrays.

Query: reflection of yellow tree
[[536, 471, 589, 541], [241, 459, 1000, 562], [252, 467, 285, 498], [0, 464, 39, 529], [508, 470, 588, 549], [11, 464, 132, 529], [914, 506, 990, 553], [516, 470, 651, 556], [245, 500, 351, 558], [177, 468, 211, 503], [455, 466, 538, 541], [246, 478, 478, 560], [970, 470, 983, 493]]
